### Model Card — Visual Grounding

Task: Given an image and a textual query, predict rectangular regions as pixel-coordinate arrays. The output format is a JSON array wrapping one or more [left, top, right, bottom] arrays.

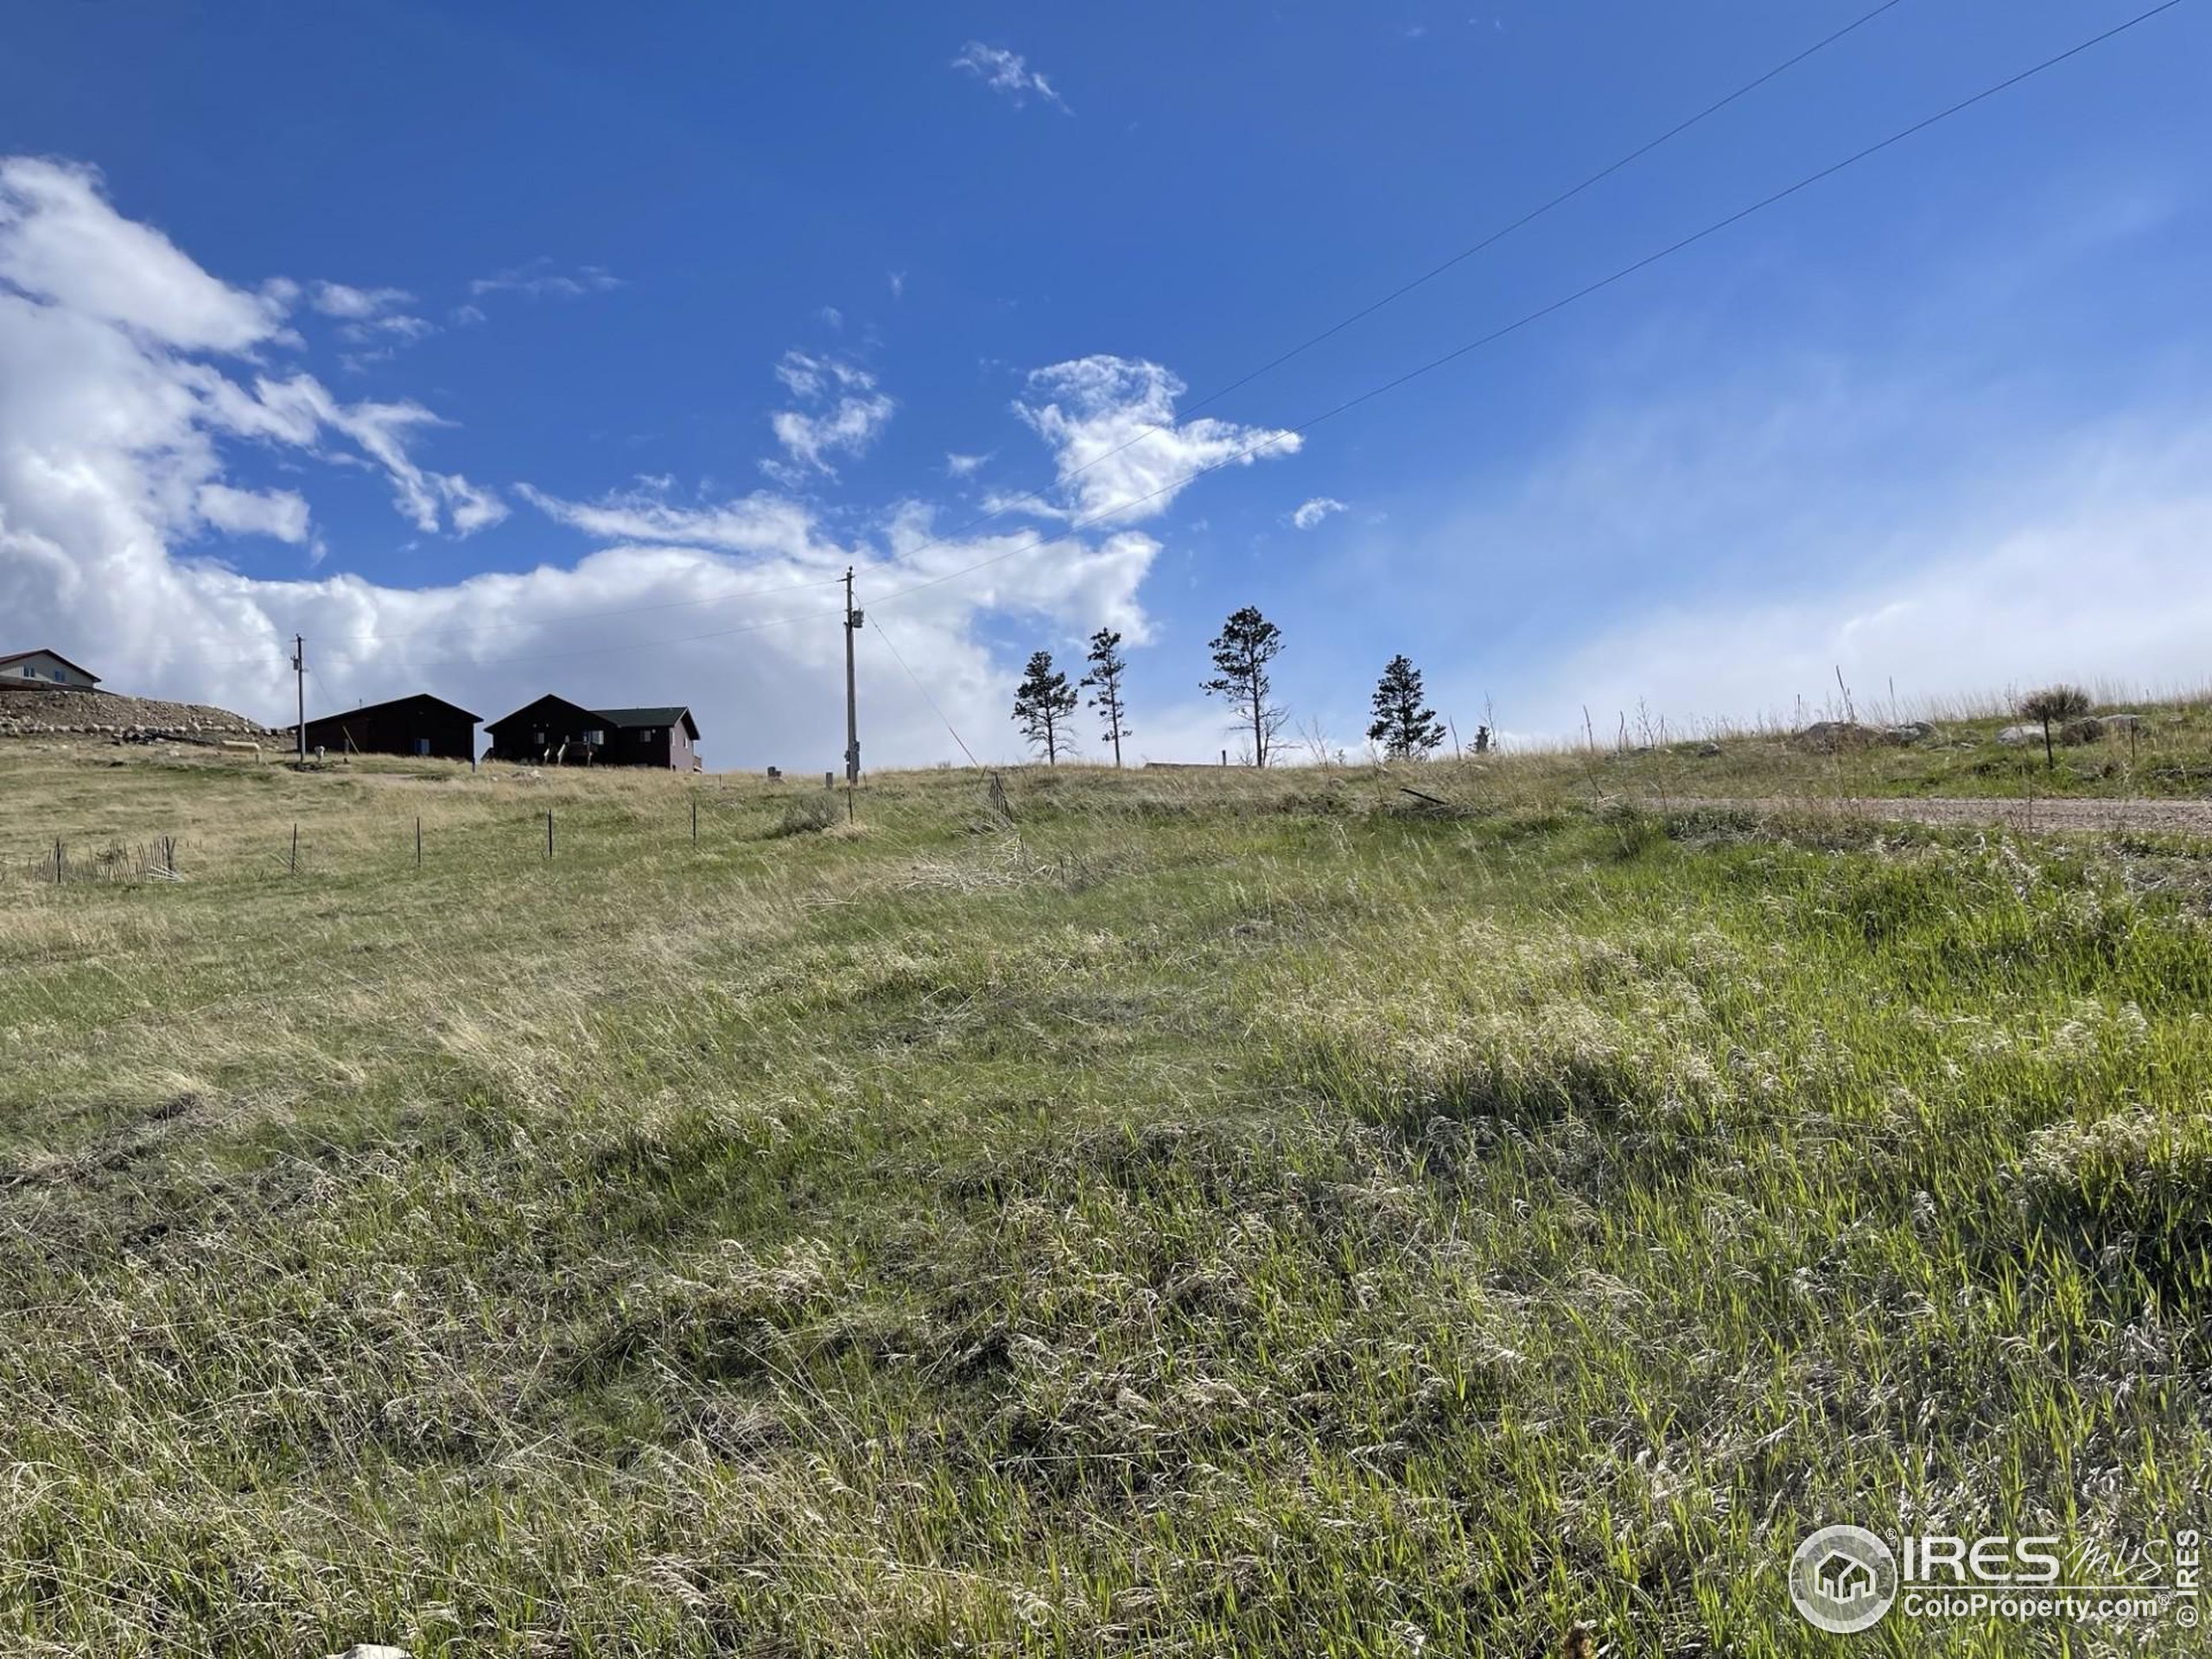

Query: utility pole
[[292, 633, 307, 766], [842, 567, 862, 786]]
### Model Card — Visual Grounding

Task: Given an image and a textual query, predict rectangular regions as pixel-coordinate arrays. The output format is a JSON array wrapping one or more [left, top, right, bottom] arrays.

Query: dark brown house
[[295, 693, 479, 760], [483, 694, 702, 770]]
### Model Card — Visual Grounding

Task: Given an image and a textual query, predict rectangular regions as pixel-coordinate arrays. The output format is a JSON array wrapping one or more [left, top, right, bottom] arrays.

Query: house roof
[[0, 648, 100, 683], [483, 695, 698, 741], [594, 705, 699, 739], [301, 692, 480, 726], [482, 693, 599, 734]]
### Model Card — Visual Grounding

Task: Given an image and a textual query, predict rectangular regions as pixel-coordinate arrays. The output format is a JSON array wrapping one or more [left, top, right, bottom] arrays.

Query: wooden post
[[54, 838, 62, 885], [416, 817, 423, 869], [546, 810, 554, 860], [289, 823, 298, 874]]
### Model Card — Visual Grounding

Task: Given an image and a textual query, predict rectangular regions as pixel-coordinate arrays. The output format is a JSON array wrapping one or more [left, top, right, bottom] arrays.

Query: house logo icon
[[1789, 1525, 1898, 1633]]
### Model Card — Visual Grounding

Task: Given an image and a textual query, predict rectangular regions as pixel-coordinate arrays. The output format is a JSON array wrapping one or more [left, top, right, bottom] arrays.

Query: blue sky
[[2, 0, 2205, 765]]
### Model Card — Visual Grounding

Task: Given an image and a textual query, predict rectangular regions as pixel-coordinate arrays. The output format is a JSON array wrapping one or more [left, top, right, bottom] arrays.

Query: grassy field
[[1478, 689, 2212, 804], [3, 742, 2210, 1656]]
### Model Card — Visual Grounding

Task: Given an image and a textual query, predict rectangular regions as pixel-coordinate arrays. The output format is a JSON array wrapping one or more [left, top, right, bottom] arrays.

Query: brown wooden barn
[[296, 693, 480, 760], [482, 694, 702, 770]]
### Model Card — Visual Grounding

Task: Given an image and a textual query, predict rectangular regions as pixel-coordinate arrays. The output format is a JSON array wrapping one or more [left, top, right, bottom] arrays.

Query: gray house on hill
[[0, 648, 100, 690], [482, 694, 702, 770]]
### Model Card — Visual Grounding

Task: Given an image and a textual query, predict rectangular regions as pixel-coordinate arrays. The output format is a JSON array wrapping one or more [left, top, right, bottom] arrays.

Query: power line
[[765, 0, 1917, 587], [863, 0, 2183, 613], [869, 609, 982, 767]]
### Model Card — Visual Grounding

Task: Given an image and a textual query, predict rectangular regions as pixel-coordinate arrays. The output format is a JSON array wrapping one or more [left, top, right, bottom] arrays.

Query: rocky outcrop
[[0, 683, 271, 744], [1794, 720, 1882, 753]]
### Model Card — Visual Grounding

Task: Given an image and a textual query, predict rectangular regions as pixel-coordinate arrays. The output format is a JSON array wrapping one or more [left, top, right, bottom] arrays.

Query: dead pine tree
[[1366, 653, 1447, 761], [1080, 626, 1132, 768], [1011, 650, 1078, 766], [1201, 604, 1287, 768]]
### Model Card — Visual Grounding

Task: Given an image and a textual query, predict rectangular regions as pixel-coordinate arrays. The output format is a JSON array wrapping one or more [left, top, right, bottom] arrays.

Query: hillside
[[0, 681, 272, 744], [2, 746, 2208, 1655]]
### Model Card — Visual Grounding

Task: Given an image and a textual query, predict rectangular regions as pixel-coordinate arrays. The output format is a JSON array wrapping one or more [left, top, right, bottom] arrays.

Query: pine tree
[[1366, 653, 1446, 760], [1080, 627, 1131, 768], [1200, 606, 1286, 767], [1011, 650, 1078, 765]]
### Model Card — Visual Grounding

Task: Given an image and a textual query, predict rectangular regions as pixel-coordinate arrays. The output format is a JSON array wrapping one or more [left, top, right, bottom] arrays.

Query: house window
[[415, 738, 431, 756], [586, 729, 606, 747]]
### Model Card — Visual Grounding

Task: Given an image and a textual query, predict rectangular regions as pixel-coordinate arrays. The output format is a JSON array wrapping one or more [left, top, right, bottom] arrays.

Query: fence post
[[289, 823, 298, 874], [416, 817, 423, 869], [546, 810, 554, 860], [54, 838, 62, 885]]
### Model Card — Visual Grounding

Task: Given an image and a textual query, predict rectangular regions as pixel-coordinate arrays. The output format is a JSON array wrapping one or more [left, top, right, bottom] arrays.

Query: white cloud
[[308, 280, 412, 320], [1290, 496, 1346, 530], [0, 157, 288, 352], [1514, 431, 2212, 738], [817, 305, 843, 329], [951, 41, 1071, 112], [0, 156, 1174, 769], [194, 483, 311, 543], [764, 351, 893, 481], [1012, 356, 1301, 525], [469, 259, 622, 300], [945, 451, 989, 478], [888, 270, 906, 301]]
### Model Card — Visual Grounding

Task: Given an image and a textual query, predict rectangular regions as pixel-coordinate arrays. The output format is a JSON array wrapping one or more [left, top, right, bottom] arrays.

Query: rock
[[327, 1647, 410, 1659], [2101, 713, 2145, 734], [2060, 717, 2107, 745], [1881, 721, 1938, 746], [1795, 720, 1881, 753], [1695, 741, 1723, 758], [1996, 724, 2045, 747]]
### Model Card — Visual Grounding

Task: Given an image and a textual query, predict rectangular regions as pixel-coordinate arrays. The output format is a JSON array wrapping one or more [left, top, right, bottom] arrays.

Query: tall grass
[[1, 748, 2207, 1654]]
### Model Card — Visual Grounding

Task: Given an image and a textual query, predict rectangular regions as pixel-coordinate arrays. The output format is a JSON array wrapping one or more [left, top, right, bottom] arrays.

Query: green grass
[[2, 747, 2209, 1655], [1477, 691, 2212, 803]]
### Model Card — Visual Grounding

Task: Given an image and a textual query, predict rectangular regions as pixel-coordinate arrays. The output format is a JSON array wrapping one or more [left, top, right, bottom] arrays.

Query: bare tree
[[1201, 606, 1286, 768], [1080, 627, 1131, 768], [1012, 651, 1078, 766]]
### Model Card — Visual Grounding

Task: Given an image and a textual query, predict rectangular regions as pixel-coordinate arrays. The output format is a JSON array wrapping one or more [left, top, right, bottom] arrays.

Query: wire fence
[[1, 774, 1019, 891]]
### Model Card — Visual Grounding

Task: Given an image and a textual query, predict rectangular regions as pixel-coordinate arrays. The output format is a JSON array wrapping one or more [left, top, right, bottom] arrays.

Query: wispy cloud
[[1290, 496, 1346, 530], [944, 451, 990, 478], [469, 258, 623, 300], [952, 41, 1071, 113], [308, 280, 413, 320], [762, 351, 893, 483]]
